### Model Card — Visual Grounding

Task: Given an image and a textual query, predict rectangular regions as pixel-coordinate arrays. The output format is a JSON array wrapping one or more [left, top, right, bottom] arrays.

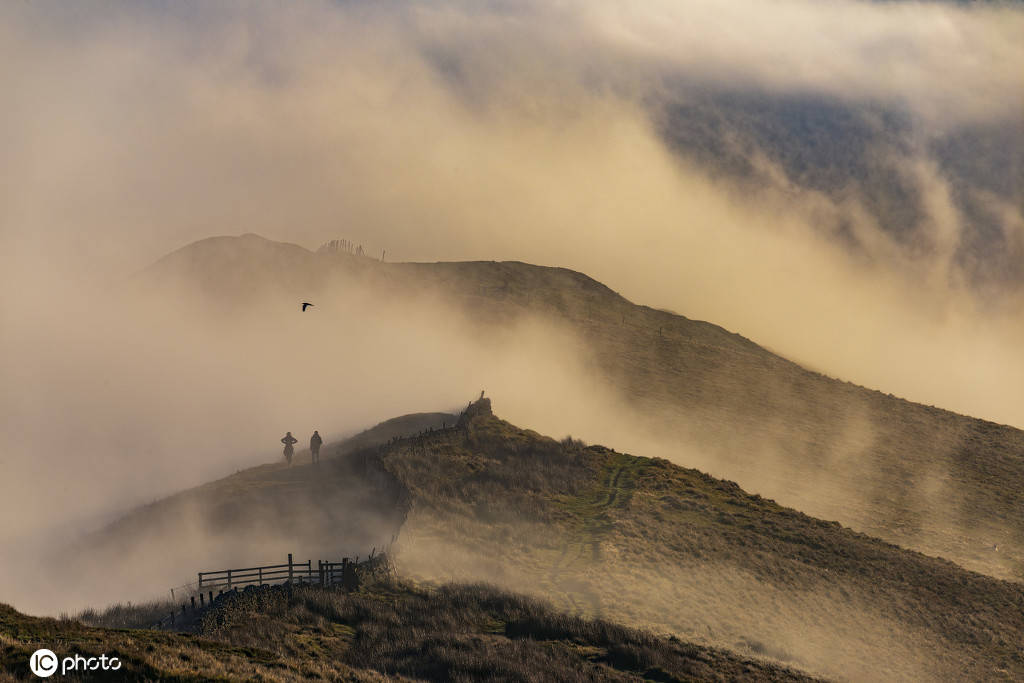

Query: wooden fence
[[198, 554, 314, 590], [154, 549, 390, 629], [196, 554, 375, 591]]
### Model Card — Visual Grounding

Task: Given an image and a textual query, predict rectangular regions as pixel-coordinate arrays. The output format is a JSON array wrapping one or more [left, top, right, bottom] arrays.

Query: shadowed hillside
[[0, 579, 820, 682], [141, 234, 1024, 582]]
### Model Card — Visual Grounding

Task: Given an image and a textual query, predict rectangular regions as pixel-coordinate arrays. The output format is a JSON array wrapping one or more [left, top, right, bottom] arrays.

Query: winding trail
[[547, 455, 638, 617]]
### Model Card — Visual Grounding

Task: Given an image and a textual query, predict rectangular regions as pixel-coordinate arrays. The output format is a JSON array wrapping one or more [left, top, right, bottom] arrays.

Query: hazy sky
[[2, 0, 1024, 555]]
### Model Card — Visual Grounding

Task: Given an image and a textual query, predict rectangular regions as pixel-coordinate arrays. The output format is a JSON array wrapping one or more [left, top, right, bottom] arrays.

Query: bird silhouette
[[301, 302, 314, 312]]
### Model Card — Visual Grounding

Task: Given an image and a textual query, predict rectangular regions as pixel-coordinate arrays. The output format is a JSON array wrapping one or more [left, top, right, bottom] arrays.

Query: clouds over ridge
[[2, 0, 1024, 506]]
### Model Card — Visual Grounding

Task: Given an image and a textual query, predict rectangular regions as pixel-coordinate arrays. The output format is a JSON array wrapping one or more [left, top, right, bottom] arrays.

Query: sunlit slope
[[140, 234, 1024, 582], [385, 400, 1024, 682], [400, 259, 1024, 582]]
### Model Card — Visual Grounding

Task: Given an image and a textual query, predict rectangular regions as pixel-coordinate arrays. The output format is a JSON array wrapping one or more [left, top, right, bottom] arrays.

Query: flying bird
[[301, 302, 314, 312]]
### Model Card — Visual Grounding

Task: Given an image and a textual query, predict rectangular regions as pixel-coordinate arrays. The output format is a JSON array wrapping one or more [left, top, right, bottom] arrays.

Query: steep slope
[[398, 259, 1024, 582], [379, 400, 1024, 681], [139, 234, 1024, 582]]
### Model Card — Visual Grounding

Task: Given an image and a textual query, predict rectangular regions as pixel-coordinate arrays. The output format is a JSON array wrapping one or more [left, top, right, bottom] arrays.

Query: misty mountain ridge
[[67, 398, 1024, 681], [138, 233, 1024, 585], [5, 2, 1024, 680]]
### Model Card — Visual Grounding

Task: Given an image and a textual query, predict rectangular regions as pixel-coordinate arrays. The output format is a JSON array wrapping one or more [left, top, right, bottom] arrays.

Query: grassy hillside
[[396, 258, 1024, 582], [142, 234, 1024, 583], [378, 400, 1024, 681], [0, 580, 819, 682], [0, 602, 378, 682], [65, 398, 1024, 679]]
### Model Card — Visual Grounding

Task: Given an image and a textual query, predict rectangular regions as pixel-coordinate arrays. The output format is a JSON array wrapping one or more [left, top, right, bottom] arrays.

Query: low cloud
[[2, 0, 1024, 615]]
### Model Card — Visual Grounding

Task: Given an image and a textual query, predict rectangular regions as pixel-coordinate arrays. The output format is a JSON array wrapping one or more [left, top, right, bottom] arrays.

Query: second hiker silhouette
[[281, 431, 298, 465], [310, 430, 322, 465]]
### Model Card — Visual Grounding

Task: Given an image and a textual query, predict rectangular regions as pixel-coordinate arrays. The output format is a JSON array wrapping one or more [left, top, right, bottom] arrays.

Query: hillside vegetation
[[67, 398, 1024, 680], [379, 400, 1024, 681], [144, 234, 1024, 583], [397, 259, 1024, 582], [0, 579, 819, 682]]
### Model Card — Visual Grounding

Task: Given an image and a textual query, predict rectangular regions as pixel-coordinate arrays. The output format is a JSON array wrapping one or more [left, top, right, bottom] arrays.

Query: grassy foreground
[[0, 578, 818, 682]]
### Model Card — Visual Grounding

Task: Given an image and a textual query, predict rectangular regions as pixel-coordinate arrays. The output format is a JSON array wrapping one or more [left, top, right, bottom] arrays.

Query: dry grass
[[76, 599, 176, 630], [198, 579, 819, 682], [0, 580, 817, 682], [384, 402, 1024, 681], [0, 602, 381, 681]]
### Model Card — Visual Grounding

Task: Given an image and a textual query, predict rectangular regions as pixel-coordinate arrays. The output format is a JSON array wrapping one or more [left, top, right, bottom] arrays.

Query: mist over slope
[[10, 411, 452, 616], [389, 400, 1024, 681], [66, 398, 1024, 681], [138, 234, 1024, 585], [3, 7, 1024, 677]]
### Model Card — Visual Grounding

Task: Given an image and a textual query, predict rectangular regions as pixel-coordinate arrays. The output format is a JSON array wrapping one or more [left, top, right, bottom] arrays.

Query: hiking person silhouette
[[281, 432, 298, 465], [310, 430, 323, 465]]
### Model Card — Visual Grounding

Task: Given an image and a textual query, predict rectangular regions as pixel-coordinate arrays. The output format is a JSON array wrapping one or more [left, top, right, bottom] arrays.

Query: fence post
[[200, 593, 204, 607], [198, 572, 203, 590], [288, 554, 293, 582], [227, 569, 232, 589], [258, 567, 263, 586], [209, 591, 213, 605], [190, 596, 196, 610]]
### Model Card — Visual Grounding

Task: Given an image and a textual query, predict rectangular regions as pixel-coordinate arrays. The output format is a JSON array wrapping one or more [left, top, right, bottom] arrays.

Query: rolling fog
[[2, 0, 1024, 624]]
